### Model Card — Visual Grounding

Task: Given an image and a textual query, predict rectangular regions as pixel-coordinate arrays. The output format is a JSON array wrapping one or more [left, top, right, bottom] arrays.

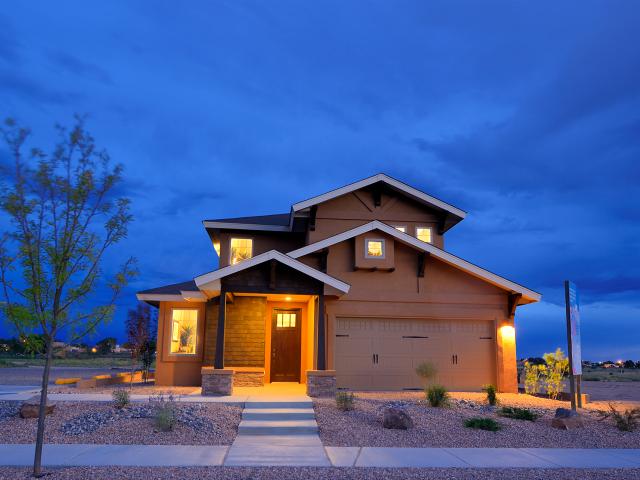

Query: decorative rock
[[552, 408, 583, 429], [20, 396, 56, 419], [382, 407, 414, 430]]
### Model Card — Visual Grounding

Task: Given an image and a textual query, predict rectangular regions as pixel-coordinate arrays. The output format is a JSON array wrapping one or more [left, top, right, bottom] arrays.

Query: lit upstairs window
[[365, 239, 385, 258], [230, 238, 253, 265], [416, 227, 432, 244]]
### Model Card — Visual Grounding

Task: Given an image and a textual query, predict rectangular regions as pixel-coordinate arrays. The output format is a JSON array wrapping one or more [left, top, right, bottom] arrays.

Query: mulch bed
[[0, 400, 241, 445], [314, 392, 640, 448]]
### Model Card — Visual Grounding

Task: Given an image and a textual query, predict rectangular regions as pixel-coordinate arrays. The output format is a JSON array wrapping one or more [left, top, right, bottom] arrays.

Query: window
[[394, 226, 407, 233], [170, 309, 198, 354], [365, 239, 385, 258], [416, 227, 432, 244], [276, 312, 297, 328], [230, 238, 253, 265]]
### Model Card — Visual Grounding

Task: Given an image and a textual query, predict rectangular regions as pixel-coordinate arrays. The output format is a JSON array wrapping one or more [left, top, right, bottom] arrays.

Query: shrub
[[543, 348, 569, 400], [426, 385, 449, 407], [523, 361, 544, 395], [415, 361, 437, 386], [150, 392, 177, 432], [464, 417, 501, 431], [335, 391, 355, 411], [112, 388, 130, 409], [498, 406, 538, 421], [598, 403, 640, 432], [483, 384, 498, 406]]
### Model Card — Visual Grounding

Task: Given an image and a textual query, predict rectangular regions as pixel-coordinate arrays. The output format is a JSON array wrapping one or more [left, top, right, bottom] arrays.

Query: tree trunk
[[32, 338, 54, 477]]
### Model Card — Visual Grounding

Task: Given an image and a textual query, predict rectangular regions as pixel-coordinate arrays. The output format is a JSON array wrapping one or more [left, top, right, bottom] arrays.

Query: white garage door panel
[[335, 317, 496, 391]]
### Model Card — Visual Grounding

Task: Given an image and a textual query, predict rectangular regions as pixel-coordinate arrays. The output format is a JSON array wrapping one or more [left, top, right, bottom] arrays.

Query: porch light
[[500, 325, 515, 343], [285, 296, 292, 301]]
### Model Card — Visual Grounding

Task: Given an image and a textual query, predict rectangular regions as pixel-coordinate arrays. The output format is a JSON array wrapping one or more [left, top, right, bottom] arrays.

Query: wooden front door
[[270, 308, 301, 382]]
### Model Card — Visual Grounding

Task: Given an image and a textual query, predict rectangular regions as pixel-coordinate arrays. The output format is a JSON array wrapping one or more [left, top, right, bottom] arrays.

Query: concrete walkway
[[1, 445, 639, 468], [225, 394, 331, 466]]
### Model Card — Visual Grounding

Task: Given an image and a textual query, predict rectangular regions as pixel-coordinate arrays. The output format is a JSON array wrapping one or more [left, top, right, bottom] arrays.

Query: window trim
[[168, 307, 199, 356], [415, 226, 433, 244], [364, 238, 386, 259], [229, 237, 253, 265], [393, 225, 407, 233]]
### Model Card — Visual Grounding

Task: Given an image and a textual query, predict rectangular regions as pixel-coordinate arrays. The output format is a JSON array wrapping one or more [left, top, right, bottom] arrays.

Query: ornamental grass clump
[[464, 417, 501, 431], [483, 384, 498, 406], [151, 393, 177, 432], [111, 388, 130, 409], [498, 406, 538, 421], [335, 391, 355, 411], [426, 385, 450, 407]]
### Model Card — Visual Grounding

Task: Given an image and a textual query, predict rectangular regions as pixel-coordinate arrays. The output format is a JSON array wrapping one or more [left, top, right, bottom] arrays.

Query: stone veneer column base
[[306, 370, 336, 397], [232, 367, 265, 387], [201, 367, 233, 396]]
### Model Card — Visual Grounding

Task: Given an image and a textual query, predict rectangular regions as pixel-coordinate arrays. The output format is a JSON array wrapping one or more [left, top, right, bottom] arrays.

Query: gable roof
[[203, 213, 291, 232], [291, 173, 466, 227], [194, 250, 350, 294], [287, 220, 541, 304]]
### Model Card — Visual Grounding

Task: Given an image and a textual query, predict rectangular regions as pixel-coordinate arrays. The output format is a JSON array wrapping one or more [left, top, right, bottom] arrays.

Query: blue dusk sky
[[0, 1, 638, 360]]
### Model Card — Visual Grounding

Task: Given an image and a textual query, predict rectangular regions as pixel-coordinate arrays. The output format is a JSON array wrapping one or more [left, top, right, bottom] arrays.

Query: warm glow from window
[[170, 309, 198, 354], [276, 312, 296, 328], [230, 238, 253, 265], [416, 227, 432, 243], [394, 226, 406, 233], [365, 239, 384, 258]]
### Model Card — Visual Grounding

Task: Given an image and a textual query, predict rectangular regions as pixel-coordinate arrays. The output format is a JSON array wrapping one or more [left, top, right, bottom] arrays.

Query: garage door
[[334, 318, 496, 391]]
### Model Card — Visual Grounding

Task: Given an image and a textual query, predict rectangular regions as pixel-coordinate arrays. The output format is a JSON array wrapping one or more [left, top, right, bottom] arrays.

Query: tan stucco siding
[[218, 231, 305, 268], [309, 191, 444, 248], [155, 301, 206, 387]]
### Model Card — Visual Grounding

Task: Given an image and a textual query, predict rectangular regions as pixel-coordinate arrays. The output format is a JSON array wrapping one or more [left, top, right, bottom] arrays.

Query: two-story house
[[137, 174, 540, 396]]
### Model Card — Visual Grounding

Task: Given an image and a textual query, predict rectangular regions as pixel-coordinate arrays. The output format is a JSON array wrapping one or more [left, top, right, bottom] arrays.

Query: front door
[[270, 308, 301, 382]]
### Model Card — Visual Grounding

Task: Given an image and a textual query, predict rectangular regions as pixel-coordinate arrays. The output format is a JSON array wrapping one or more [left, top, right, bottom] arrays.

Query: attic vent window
[[416, 227, 432, 244], [230, 238, 253, 265], [365, 239, 385, 258]]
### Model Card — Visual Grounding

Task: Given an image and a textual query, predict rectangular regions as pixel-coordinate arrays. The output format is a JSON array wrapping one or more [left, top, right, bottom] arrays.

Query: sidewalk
[[1, 444, 639, 468]]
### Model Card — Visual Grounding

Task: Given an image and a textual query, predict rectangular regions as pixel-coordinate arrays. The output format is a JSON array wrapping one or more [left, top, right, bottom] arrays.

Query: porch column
[[316, 293, 326, 370], [214, 289, 226, 369]]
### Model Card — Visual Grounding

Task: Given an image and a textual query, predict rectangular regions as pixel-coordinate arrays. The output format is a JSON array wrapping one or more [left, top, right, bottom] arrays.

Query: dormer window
[[365, 239, 385, 258], [230, 238, 253, 265], [416, 227, 432, 244]]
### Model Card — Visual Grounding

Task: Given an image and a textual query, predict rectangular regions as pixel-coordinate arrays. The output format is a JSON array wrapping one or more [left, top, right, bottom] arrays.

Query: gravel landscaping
[[0, 400, 241, 445], [315, 392, 640, 448], [1, 466, 639, 480], [50, 384, 201, 395]]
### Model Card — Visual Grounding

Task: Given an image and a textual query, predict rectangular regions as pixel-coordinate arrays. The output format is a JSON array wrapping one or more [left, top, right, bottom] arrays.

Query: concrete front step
[[242, 408, 315, 421], [238, 419, 319, 435], [244, 401, 312, 409]]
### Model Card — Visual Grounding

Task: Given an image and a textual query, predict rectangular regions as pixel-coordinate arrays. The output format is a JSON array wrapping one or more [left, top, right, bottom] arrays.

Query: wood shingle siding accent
[[203, 300, 219, 365], [222, 296, 267, 367]]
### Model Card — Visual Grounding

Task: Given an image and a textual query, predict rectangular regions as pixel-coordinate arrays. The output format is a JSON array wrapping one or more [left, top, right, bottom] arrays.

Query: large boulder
[[382, 407, 413, 430], [20, 396, 56, 419], [551, 407, 583, 430]]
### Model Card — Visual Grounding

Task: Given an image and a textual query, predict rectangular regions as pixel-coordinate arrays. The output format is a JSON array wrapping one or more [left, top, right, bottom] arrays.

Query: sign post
[[564, 281, 582, 410]]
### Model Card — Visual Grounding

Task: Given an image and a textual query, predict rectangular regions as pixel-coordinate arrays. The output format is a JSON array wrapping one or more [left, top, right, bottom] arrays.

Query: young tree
[[126, 302, 157, 383], [0, 117, 136, 477]]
